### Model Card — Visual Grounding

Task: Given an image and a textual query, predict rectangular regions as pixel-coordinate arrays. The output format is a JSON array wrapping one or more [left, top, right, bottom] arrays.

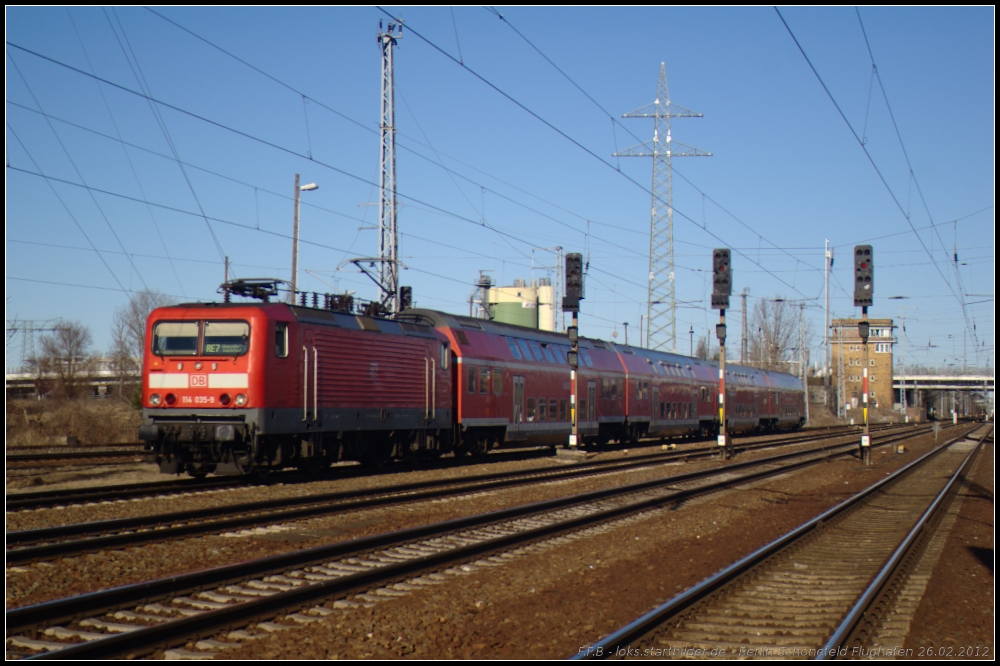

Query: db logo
[[189, 374, 208, 388]]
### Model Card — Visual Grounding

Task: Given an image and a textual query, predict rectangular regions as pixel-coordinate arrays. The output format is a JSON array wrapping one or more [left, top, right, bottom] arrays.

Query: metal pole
[[741, 288, 748, 364], [824, 240, 832, 401], [717, 309, 730, 459], [291, 173, 300, 302], [861, 306, 871, 465], [571, 311, 579, 447], [801, 303, 809, 425], [689, 325, 694, 357]]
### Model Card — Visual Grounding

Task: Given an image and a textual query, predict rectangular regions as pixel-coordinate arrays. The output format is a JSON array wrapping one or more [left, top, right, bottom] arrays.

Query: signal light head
[[854, 245, 874, 307]]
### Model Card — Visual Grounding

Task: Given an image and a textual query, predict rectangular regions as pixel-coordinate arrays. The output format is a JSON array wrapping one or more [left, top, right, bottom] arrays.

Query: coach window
[[467, 365, 476, 393], [529, 340, 545, 363], [479, 367, 491, 394], [526, 398, 536, 422], [493, 368, 504, 395], [559, 398, 567, 421], [541, 344, 557, 363], [275, 322, 288, 358], [203, 321, 250, 356], [153, 321, 199, 356], [549, 399, 559, 421], [440, 344, 449, 370], [553, 345, 568, 364], [538, 399, 547, 422]]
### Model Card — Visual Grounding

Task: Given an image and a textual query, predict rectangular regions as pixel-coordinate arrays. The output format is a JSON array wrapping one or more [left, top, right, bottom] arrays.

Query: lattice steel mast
[[616, 63, 710, 351], [378, 20, 401, 312]]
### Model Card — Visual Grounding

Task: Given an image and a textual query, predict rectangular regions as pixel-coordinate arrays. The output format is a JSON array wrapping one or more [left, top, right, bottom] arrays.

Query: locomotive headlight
[[150, 393, 162, 406], [235, 393, 248, 407]]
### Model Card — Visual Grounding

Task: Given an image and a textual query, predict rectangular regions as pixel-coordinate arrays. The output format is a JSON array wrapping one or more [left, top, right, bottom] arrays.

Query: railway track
[[4, 424, 891, 513], [574, 423, 990, 660], [5, 422, 973, 659], [5, 424, 920, 565]]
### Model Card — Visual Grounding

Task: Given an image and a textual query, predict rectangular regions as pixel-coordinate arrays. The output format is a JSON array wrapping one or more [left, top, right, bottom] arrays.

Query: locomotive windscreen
[[203, 321, 250, 356], [152, 321, 198, 355]]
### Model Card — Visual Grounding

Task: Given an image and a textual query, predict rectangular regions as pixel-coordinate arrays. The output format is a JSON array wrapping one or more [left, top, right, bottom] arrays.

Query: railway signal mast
[[854, 245, 874, 465], [564, 253, 584, 448], [712, 249, 733, 459]]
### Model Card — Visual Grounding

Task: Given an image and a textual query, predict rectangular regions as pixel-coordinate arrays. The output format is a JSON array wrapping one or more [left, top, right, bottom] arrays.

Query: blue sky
[[6, 6, 994, 373]]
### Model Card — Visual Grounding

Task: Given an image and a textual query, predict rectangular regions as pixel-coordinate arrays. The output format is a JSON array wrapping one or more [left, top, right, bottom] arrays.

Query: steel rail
[[570, 422, 982, 659], [9, 425, 934, 651], [819, 426, 990, 658], [3, 423, 902, 512], [6, 424, 928, 565]]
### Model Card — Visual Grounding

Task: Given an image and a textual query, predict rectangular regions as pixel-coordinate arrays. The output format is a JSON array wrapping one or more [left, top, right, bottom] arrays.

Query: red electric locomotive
[[140, 283, 805, 477], [139, 290, 453, 477]]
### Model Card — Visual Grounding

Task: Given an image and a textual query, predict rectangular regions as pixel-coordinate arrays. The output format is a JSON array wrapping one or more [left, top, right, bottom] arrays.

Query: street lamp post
[[291, 174, 319, 303]]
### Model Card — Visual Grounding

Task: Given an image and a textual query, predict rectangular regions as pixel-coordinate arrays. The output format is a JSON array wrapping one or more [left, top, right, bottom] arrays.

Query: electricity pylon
[[616, 63, 710, 351]]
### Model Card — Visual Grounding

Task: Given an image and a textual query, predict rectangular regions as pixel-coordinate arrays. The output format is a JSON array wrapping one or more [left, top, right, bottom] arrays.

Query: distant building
[[830, 318, 895, 413], [488, 278, 557, 332]]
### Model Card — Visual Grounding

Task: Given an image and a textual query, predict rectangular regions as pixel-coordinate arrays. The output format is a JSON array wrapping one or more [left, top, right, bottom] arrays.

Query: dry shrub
[[6, 399, 141, 447]]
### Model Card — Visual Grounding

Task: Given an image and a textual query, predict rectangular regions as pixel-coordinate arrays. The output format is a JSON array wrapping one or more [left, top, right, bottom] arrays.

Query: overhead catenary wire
[[7, 53, 152, 295], [67, 8, 187, 297], [375, 8, 814, 302], [774, 7, 973, 333], [488, 7, 822, 274], [141, 7, 645, 260], [106, 7, 227, 264]]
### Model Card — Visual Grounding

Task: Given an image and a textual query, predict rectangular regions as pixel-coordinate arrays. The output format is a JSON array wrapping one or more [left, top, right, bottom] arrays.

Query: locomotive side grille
[[313, 332, 426, 408]]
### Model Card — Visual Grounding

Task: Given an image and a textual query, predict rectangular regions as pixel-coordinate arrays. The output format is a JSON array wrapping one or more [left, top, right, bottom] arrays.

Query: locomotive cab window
[[275, 323, 288, 358], [440, 343, 449, 370], [203, 321, 250, 356], [152, 321, 199, 356]]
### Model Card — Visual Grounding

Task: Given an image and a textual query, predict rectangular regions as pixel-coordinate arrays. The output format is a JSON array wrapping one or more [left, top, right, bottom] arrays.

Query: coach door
[[510, 375, 526, 440], [651, 385, 660, 426], [587, 380, 596, 424]]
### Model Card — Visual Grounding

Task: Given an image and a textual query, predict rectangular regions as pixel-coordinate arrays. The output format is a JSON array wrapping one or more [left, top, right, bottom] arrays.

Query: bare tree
[[746, 298, 798, 372], [695, 335, 719, 361], [31, 322, 97, 399], [695, 335, 710, 360], [108, 291, 172, 402]]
